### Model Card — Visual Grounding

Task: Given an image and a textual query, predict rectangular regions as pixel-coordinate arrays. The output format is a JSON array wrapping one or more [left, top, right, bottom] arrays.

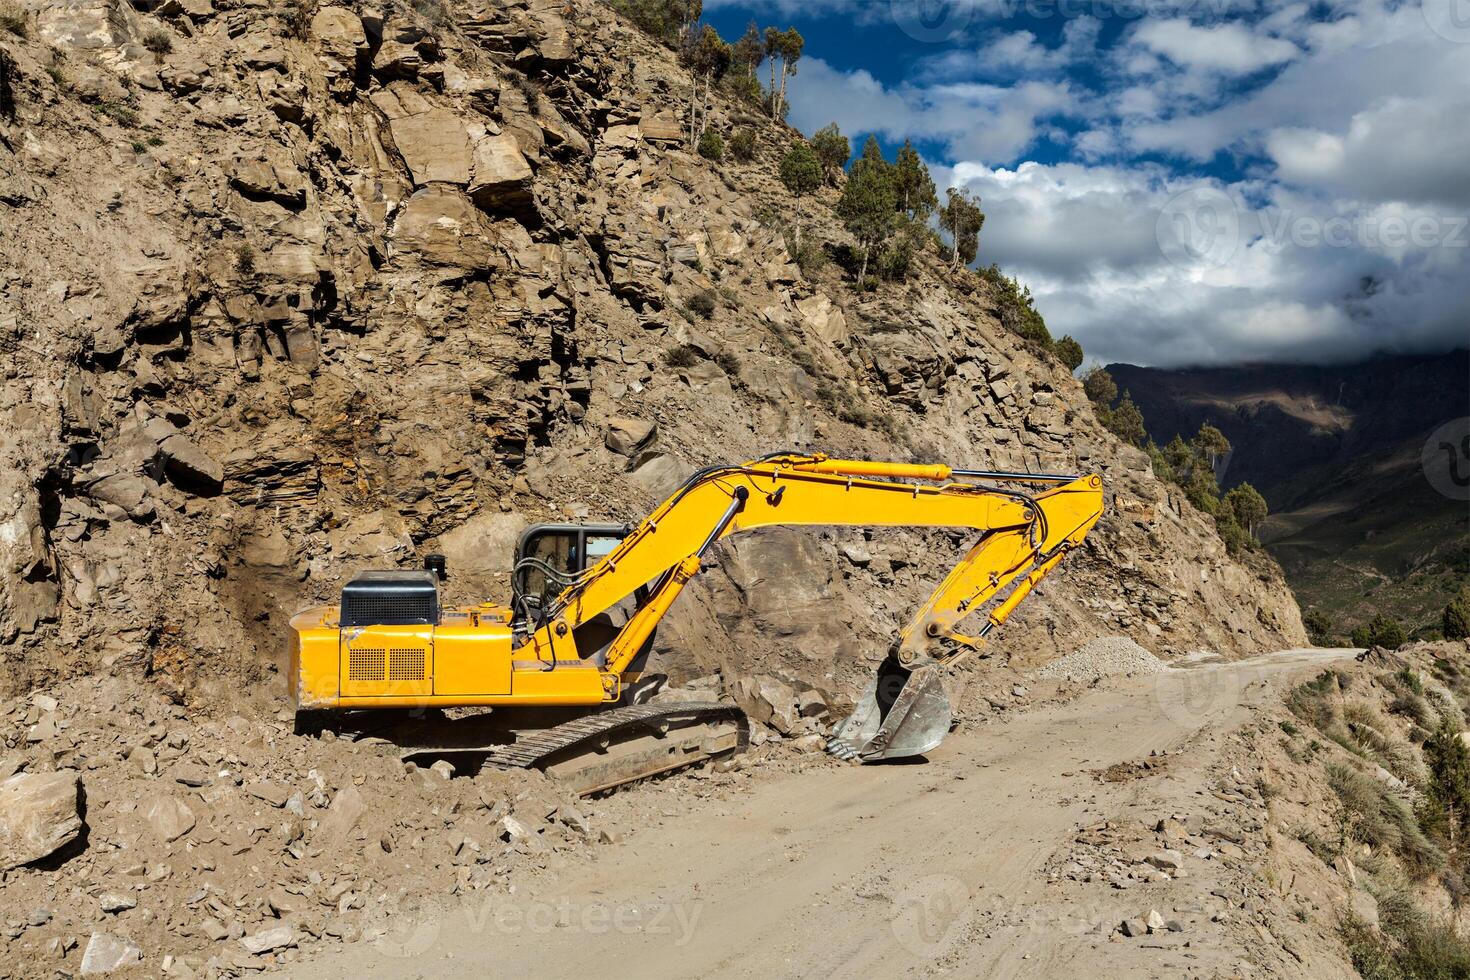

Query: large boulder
[[309, 5, 367, 94], [143, 795, 195, 842], [628, 451, 691, 500], [390, 187, 498, 269], [372, 86, 471, 186], [605, 417, 656, 457], [80, 932, 142, 974], [228, 149, 308, 209], [0, 474, 60, 641], [159, 433, 224, 492], [0, 771, 84, 870], [434, 511, 524, 592], [468, 133, 534, 216]]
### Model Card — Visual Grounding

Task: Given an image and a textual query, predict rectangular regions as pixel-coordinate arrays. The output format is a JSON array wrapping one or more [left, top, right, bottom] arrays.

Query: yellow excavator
[[290, 453, 1103, 793]]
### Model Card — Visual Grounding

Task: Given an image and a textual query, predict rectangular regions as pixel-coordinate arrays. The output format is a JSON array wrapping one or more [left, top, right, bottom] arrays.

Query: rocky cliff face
[[0, 0, 1305, 703]]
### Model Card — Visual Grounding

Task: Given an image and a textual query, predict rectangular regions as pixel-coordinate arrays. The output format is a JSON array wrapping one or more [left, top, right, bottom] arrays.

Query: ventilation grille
[[341, 594, 436, 627], [347, 648, 385, 683], [389, 647, 426, 682]]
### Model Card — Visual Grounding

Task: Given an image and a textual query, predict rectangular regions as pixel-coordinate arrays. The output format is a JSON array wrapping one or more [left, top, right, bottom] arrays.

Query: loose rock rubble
[[1034, 636, 1168, 683], [0, 670, 844, 976]]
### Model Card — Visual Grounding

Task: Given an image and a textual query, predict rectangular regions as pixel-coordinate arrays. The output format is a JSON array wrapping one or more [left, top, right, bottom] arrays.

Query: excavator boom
[[510, 453, 1103, 760]]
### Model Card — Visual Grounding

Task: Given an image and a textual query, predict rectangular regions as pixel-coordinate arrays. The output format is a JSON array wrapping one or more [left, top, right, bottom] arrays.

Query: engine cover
[[339, 570, 439, 628]]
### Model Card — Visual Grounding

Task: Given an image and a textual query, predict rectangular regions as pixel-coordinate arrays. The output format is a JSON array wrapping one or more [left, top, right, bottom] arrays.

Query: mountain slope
[[1110, 352, 1469, 637], [0, 0, 1302, 707]]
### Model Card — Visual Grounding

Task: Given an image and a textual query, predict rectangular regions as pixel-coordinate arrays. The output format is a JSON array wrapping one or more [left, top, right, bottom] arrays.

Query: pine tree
[[779, 141, 821, 244], [684, 25, 731, 144], [1053, 335, 1084, 371], [1162, 435, 1193, 476], [837, 137, 897, 281], [1423, 716, 1470, 855], [939, 186, 984, 269], [811, 123, 850, 185], [764, 27, 779, 117], [893, 140, 937, 221], [1082, 367, 1118, 407], [732, 20, 762, 78], [1224, 483, 1268, 540], [1444, 596, 1470, 640], [1193, 423, 1231, 469], [776, 28, 803, 120], [1107, 392, 1147, 447]]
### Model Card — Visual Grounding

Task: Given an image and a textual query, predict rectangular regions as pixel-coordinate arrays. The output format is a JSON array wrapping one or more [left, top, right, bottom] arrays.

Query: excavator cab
[[511, 524, 628, 607], [510, 523, 658, 678]]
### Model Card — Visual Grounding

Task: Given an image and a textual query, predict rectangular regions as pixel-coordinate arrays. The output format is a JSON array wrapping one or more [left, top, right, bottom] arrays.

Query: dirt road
[[294, 648, 1356, 980]]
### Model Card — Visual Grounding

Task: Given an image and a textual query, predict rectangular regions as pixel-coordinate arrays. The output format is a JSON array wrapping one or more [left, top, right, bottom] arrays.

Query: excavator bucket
[[826, 660, 952, 762]]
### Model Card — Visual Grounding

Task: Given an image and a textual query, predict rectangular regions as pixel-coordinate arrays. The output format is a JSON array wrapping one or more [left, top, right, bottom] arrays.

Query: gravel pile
[[1034, 636, 1168, 682]]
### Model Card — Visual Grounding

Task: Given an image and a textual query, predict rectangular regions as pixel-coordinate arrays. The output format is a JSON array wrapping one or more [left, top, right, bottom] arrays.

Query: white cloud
[[949, 162, 1470, 367], [1132, 18, 1299, 75], [1267, 98, 1470, 207], [1120, 7, 1470, 164], [730, 0, 1470, 366], [784, 58, 1085, 163]]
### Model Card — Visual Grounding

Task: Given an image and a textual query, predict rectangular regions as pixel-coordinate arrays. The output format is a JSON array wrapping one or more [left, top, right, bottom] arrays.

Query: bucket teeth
[[826, 661, 952, 762]]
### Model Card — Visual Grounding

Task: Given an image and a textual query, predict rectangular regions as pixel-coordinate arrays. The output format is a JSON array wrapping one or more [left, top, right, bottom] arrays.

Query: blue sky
[[703, 0, 1470, 367]]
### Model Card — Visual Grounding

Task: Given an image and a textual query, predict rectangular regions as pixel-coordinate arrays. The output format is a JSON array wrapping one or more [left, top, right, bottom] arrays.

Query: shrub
[[1053, 335, 1084, 371], [1344, 888, 1470, 979], [714, 348, 741, 376], [1215, 510, 1250, 557], [1354, 614, 1409, 650], [729, 127, 755, 162], [142, 26, 173, 56], [94, 101, 140, 127], [1305, 609, 1334, 645], [234, 244, 257, 277], [697, 129, 724, 161], [789, 238, 825, 276], [663, 344, 702, 368], [1328, 762, 1445, 876], [685, 289, 717, 319], [1444, 597, 1470, 641], [0, 3, 27, 38], [876, 237, 913, 281]]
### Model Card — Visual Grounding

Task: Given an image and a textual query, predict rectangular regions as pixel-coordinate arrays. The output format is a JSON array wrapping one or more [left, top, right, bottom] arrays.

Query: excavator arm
[[513, 453, 1103, 759]]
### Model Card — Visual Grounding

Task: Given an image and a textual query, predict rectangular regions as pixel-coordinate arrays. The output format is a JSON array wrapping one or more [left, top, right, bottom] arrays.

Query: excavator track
[[403, 702, 749, 797]]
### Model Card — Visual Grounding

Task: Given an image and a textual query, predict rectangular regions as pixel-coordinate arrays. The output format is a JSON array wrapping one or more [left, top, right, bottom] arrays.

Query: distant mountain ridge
[[1109, 351, 1470, 638]]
